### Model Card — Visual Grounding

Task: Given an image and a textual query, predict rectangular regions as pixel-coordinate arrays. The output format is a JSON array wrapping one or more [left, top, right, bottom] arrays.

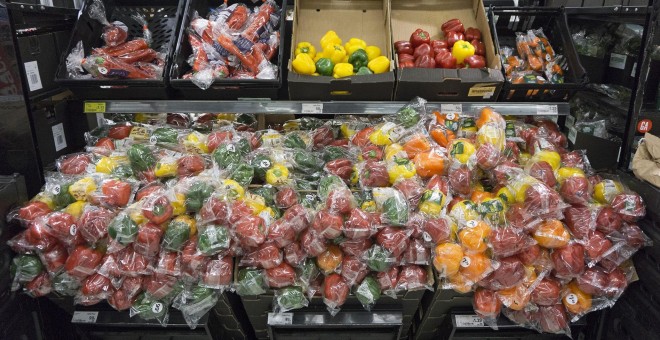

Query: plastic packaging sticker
[[455, 315, 485, 328], [565, 293, 578, 305], [52, 123, 67, 152], [71, 311, 98, 323], [268, 312, 293, 325], [151, 302, 164, 314], [302, 103, 323, 114], [24, 61, 43, 92], [460, 256, 471, 268]]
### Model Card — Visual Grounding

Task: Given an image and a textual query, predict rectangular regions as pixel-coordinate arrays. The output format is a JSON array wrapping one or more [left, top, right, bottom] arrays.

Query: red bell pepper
[[446, 31, 465, 48], [398, 54, 415, 63], [431, 40, 449, 54], [441, 19, 465, 35], [399, 60, 415, 68], [435, 50, 457, 69], [142, 195, 173, 225], [394, 41, 414, 55], [414, 55, 436, 68], [465, 55, 487, 68], [95, 137, 115, 150], [18, 201, 52, 223], [108, 125, 132, 139], [471, 39, 486, 56], [410, 29, 431, 48], [465, 27, 482, 41], [101, 179, 132, 207], [413, 43, 434, 59], [65, 245, 104, 279]]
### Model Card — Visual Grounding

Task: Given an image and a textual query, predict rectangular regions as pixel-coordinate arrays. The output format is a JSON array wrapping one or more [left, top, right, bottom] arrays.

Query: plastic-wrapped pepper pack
[[6, 97, 651, 333]]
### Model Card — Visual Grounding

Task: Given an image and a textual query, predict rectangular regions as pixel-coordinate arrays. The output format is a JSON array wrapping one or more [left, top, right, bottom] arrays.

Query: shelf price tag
[[71, 311, 98, 324], [85, 102, 106, 113], [455, 315, 485, 328], [440, 104, 462, 114], [268, 312, 293, 325], [302, 103, 323, 114], [568, 126, 578, 144], [609, 53, 627, 70], [536, 105, 558, 116]]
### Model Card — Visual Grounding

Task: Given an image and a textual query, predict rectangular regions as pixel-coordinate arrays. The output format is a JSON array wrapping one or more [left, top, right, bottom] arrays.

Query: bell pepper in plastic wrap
[[323, 273, 349, 315], [65, 245, 104, 279], [201, 255, 233, 290], [10, 254, 43, 291], [197, 224, 231, 256], [235, 268, 268, 296], [275, 286, 308, 312], [162, 215, 196, 251]]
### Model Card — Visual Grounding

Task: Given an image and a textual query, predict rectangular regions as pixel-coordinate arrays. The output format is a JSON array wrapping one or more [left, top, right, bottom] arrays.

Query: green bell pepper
[[162, 216, 194, 251], [197, 225, 230, 255], [10, 254, 43, 284], [356, 66, 373, 75], [356, 276, 381, 308], [297, 258, 320, 285], [131, 293, 167, 320], [276, 286, 308, 311], [323, 146, 351, 162], [250, 186, 276, 207], [127, 144, 156, 172], [382, 196, 409, 226], [315, 58, 334, 76], [151, 127, 179, 144], [53, 182, 75, 209], [235, 268, 267, 296], [229, 163, 255, 187], [396, 107, 421, 129], [113, 164, 134, 178], [318, 175, 344, 201], [348, 49, 369, 71], [108, 214, 139, 245], [365, 245, 393, 272], [185, 182, 214, 212], [283, 133, 307, 149], [293, 150, 323, 174], [250, 154, 273, 181]]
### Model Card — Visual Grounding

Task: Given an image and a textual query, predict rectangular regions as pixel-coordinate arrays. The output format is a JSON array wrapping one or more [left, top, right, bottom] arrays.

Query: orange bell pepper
[[414, 149, 446, 178], [403, 134, 432, 159]]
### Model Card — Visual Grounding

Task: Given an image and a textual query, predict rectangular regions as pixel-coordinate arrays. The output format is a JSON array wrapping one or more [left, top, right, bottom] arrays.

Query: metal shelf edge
[[83, 100, 570, 115]]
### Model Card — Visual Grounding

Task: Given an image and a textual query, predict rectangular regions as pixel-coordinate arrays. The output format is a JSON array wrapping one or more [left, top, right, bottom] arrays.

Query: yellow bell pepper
[[173, 215, 197, 236], [154, 160, 178, 178], [129, 205, 147, 225], [323, 44, 347, 64], [292, 53, 316, 75], [333, 63, 353, 78], [388, 158, 417, 184], [365, 46, 381, 61], [385, 143, 405, 161], [419, 190, 447, 217], [452, 40, 476, 64], [496, 187, 514, 205], [313, 52, 323, 63], [295, 42, 316, 58], [220, 179, 245, 200], [69, 177, 96, 201], [449, 139, 476, 164], [342, 55, 349, 64], [266, 164, 290, 185], [532, 150, 561, 171], [368, 56, 390, 74], [340, 123, 356, 139], [350, 165, 359, 185], [361, 200, 377, 213], [320, 31, 342, 50], [171, 193, 186, 216], [345, 38, 367, 55], [185, 132, 209, 154], [96, 156, 117, 174], [64, 201, 86, 219], [243, 193, 267, 215], [34, 193, 56, 210]]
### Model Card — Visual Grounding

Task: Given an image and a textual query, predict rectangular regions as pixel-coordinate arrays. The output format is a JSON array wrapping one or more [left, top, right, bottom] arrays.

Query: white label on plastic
[[70, 224, 77, 236], [227, 144, 235, 152], [302, 103, 323, 114], [568, 126, 578, 144], [536, 104, 558, 116], [151, 302, 164, 314], [53, 185, 61, 195], [24, 61, 43, 92], [422, 232, 432, 243], [609, 53, 627, 70], [466, 220, 477, 228], [566, 115, 576, 128], [71, 311, 98, 323], [441, 104, 462, 115], [455, 315, 485, 328], [460, 256, 471, 268], [631, 62, 637, 77], [98, 67, 108, 75], [565, 293, 578, 305], [52, 123, 67, 152], [260, 160, 271, 168], [268, 312, 293, 325], [150, 136, 157, 144]]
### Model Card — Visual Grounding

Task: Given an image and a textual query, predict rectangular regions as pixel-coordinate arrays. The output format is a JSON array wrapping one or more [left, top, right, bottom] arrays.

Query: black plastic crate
[[55, 0, 186, 99], [168, 0, 286, 100], [489, 7, 587, 101]]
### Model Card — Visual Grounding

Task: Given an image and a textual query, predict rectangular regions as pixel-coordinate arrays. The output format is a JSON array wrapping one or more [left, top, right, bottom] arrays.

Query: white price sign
[[536, 105, 558, 116], [71, 311, 98, 323], [568, 126, 578, 144], [302, 103, 323, 114], [609, 53, 627, 70], [440, 104, 462, 114], [455, 315, 485, 328], [268, 312, 293, 325]]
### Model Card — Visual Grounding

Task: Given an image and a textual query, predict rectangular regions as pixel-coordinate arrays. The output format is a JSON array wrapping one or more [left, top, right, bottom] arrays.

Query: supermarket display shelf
[[83, 100, 569, 115], [69, 308, 209, 328], [5, 2, 79, 16], [564, 5, 649, 24], [267, 310, 402, 328]]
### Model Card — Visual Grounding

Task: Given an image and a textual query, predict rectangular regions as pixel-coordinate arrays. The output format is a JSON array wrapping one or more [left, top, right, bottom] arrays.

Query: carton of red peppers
[[65, 0, 165, 80], [180, 0, 282, 90], [6, 101, 652, 333]]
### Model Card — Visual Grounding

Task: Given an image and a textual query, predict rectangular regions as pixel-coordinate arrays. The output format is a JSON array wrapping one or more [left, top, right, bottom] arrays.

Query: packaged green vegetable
[[355, 276, 381, 311], [275, 286, 309, 312], [235, 268, 268, 296]]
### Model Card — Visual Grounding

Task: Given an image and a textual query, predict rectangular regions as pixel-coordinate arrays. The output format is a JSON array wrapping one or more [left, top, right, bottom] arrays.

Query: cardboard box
[[288, 0, 395, 100], [390, 0, 503, 101]]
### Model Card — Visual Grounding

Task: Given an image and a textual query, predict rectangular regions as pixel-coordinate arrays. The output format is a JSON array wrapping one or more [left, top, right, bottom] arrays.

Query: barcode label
[[52, 123, 67, 151], [24, 61, 43, 92], [536, 105, 558, 115], [568, 126, 578, 144], [455, 315, 485, 328], [302, 103, 323, 114], [71, 311, 98, 323], [441, 104, 462, 114], [609, 53, 627, 70], [268, 312, 293, 325]]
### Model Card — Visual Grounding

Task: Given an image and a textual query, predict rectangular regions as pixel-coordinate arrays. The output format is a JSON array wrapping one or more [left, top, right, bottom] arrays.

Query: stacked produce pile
[[6, 99, 650, 334], [181, 0, 283, 89], [66, 0, 165, 80]]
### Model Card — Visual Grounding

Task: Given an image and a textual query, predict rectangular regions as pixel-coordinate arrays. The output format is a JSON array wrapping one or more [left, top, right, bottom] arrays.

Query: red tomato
[[108, 125, 132, 139]]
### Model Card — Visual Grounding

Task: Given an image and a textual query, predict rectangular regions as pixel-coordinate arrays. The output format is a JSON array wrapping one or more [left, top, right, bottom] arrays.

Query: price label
[[268, 312, 293, 325], [24, 61, 43, 92], [536, 105, 558, 116], [85, 102, 106, 113], [71, 311, 98, 323], [466, 220, 477, 228], [565, 293, 578, 305], [441, 104, 462, 114], [52, 185, 61, 195], [566, 115, 576, 128], [455, 315, 485, 328], [460, 256, 471, 268], [151, 302, 164, 314], [568, 126, 578, 144], [302, 103, 323, 114], [52, 123, 67, 152], [609, 53, 627, 70]]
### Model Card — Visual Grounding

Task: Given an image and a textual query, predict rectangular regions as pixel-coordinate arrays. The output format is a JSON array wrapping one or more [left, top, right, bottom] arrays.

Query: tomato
[[59, 154, 92, 175], [177, 155, 206, 177], [65, 245, 104, 279], [108, 125, 132, 139], [18, 201, 52, 223], [95, 137, 115, 150], [102, 179, 132, 207]]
